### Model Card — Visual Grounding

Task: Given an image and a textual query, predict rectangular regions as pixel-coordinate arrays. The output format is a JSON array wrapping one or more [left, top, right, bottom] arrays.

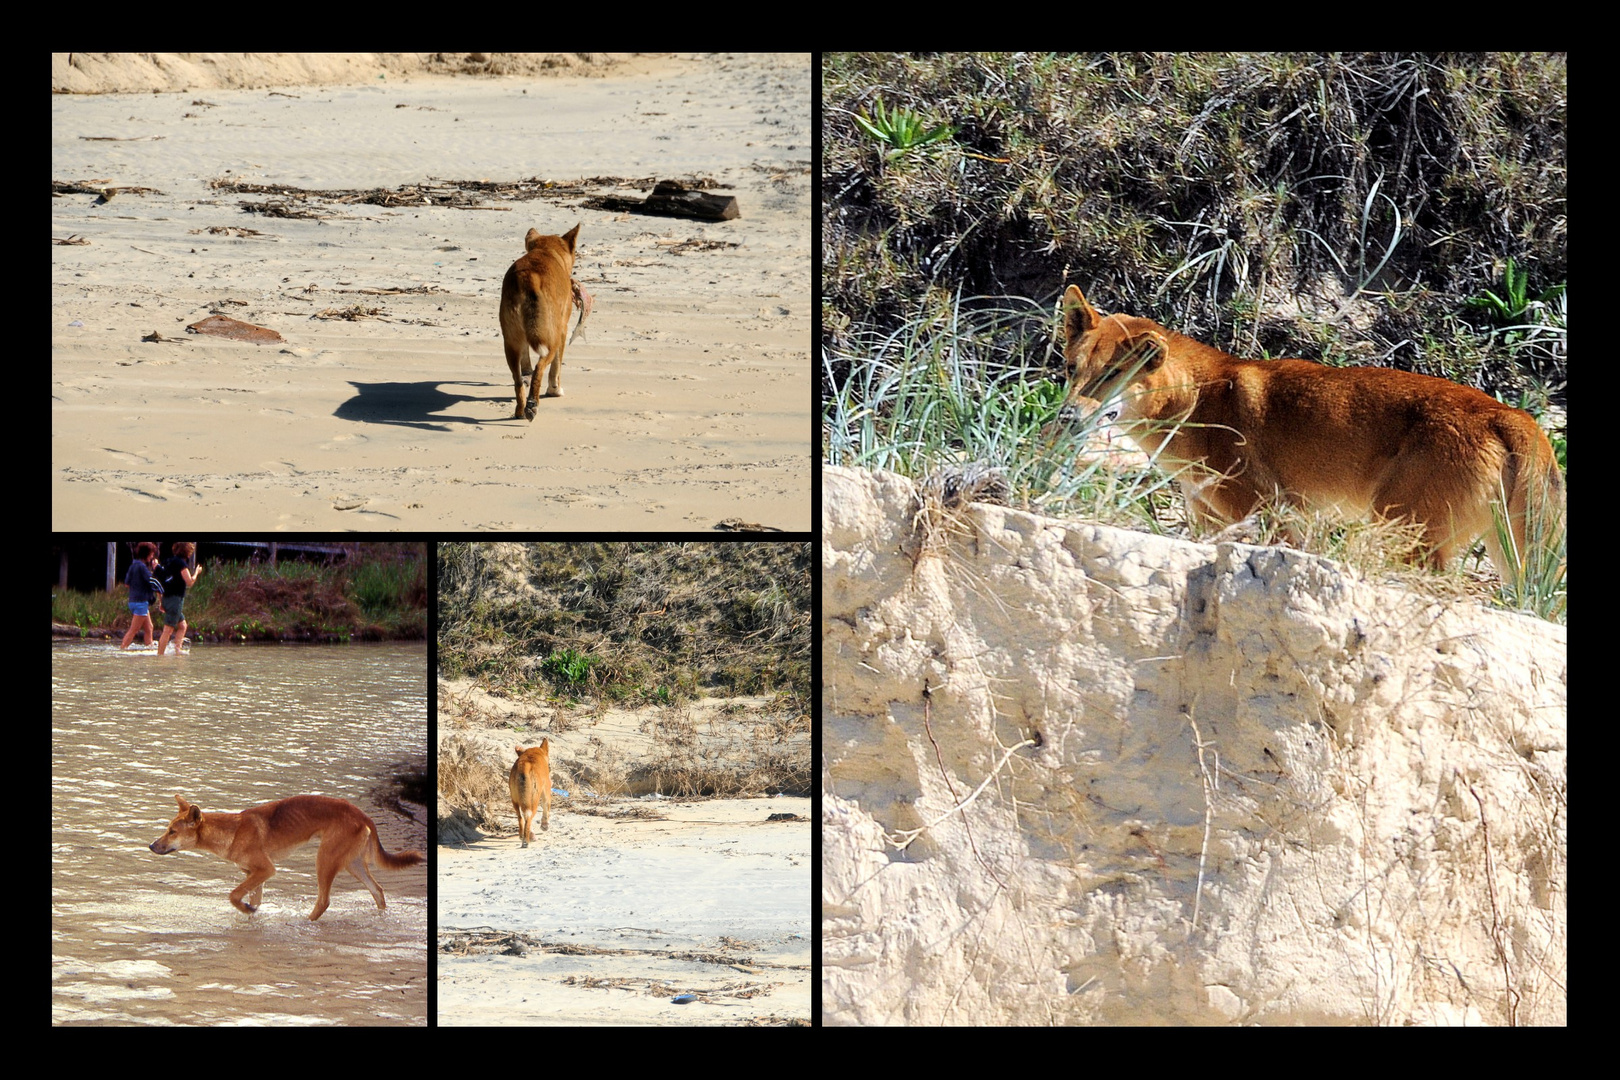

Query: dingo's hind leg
[[504, 339, 531, 419], [513, 798, 533, 847], [309, 823, 372, 921], [542, 341, 564, 398], [346, 851, 387, 910], [525, 350, 548, 420]]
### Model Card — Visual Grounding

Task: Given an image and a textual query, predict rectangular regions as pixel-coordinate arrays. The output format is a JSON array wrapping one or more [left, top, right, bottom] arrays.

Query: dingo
[[510, 742, 552, 847], [1058, 285, 1564, 577], [499, 224, 580, 420], [148, 794, 425, 921]]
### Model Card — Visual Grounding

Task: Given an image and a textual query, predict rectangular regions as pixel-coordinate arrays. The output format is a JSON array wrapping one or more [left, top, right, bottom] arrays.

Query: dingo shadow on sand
[[334, 380, 518, 430]]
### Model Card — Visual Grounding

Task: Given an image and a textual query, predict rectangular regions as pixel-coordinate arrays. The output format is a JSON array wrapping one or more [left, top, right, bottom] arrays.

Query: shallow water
[[51, 640, 428, 1026]]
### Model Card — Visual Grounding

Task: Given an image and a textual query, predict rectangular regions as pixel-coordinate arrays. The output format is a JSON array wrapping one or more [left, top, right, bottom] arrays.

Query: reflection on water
[[51, 640, 428, 1026]]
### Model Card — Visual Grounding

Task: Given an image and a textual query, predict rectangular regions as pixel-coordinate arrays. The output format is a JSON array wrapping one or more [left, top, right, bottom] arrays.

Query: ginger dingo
[[1058, 284, 1564, 578], [148, 794, 425, 921], [510, 741, 552, 847], [499, 224, 579, 421]]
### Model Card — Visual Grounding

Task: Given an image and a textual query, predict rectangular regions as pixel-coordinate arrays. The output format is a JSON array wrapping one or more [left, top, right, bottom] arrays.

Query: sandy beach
[[439, 797, 810, 1025], [437, 679, 811, 1025], [51, 53, 809, 530]]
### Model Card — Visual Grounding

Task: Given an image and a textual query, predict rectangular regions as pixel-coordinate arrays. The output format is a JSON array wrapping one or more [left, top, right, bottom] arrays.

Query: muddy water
[[51, 640, 428, 1026]]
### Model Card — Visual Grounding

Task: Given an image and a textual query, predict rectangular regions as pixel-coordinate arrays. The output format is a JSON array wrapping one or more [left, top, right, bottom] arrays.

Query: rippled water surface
[[51, 640, 428, 1026]]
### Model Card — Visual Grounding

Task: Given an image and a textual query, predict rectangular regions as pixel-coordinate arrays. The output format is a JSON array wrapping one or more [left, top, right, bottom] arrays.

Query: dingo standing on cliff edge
[[1057, 284, 1564, 579]]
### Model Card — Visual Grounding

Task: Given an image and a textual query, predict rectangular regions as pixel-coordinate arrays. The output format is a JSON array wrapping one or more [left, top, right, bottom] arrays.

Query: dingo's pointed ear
[[562, 224, 580, 250], [174, 795, 188, 810], [1062, 285, 1101, 340]]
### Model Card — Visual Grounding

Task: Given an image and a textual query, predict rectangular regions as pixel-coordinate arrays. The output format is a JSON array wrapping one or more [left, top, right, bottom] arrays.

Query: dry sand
[[51, 53, 809, 530], [439, 798, 811, 1026], [437, 682, 810, 1025]]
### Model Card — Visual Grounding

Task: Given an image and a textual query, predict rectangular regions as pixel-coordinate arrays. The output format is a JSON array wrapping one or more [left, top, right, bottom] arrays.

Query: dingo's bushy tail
[[370, 835, 424, 867], [372, 832, 426, 871]]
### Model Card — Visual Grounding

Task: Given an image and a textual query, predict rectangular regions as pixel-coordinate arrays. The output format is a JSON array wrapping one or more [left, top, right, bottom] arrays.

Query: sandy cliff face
[[822, 466, 1566, 1025]]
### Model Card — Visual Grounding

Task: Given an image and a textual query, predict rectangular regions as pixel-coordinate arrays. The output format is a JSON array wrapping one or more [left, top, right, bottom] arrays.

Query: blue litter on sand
[[671, 994, 697, 1004]]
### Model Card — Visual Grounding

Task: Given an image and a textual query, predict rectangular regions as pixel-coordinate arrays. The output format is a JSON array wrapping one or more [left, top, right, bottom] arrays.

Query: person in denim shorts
[[119, 542, 163, 650]]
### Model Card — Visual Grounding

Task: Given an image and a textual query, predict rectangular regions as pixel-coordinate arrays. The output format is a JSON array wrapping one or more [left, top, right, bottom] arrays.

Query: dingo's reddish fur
[[499, 225, 579, 420], [509, 741, 552, 847], [1059, 285, 1564, 577], [148, 794, 424, 921]]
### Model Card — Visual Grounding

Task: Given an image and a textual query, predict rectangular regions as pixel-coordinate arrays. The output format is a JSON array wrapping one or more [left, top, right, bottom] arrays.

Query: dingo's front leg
[[230, 861, 275, 914]]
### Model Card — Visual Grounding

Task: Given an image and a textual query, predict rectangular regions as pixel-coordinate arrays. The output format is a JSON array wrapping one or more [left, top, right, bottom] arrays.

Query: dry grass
[[437, 737, 513, 833], [437, 544, 812, 804]]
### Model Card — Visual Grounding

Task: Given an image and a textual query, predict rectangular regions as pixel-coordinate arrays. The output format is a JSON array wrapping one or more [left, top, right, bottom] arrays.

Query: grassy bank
[[53, 545, 427, 642]]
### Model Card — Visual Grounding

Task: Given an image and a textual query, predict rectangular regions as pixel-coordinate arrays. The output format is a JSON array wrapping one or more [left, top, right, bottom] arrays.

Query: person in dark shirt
[[119, 542, 163, 650], [156, 541, 202, 657]]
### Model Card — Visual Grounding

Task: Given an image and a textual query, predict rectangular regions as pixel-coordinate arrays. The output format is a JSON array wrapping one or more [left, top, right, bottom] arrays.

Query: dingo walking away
[[499, 224, 580, 420], [148, 794, 425, 921], [510, 741, 552, 847]]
